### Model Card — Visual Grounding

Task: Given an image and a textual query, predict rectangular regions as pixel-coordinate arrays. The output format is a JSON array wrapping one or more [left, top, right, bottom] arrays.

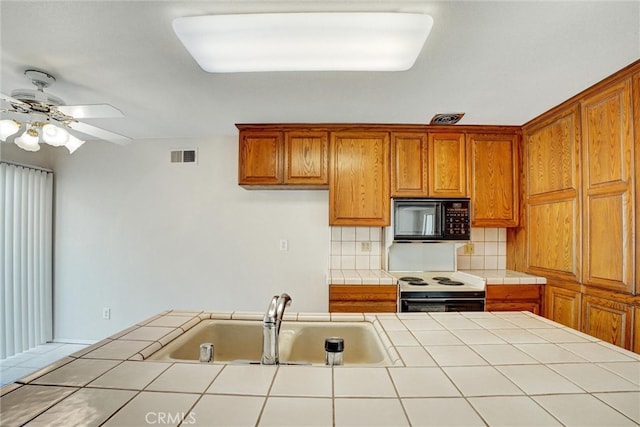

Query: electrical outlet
[[279, 239, 289, 251], [463, 242, 475, 255], [360, 241, 371, 252], [102, 307, 111, 320]]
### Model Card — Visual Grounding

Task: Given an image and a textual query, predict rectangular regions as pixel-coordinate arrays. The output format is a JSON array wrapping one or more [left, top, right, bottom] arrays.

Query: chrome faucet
[[261, 293, 292, 365]]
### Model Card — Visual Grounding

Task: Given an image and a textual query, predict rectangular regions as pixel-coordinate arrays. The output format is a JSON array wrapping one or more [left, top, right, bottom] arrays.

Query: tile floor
[[0, 342, 89, 387]]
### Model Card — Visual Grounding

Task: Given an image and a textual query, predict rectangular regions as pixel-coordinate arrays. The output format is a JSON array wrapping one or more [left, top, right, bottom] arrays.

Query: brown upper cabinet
[[390, 131, 470, 199], [329, 131, 390, 226], [468, 133, 519, 227], [522, 104, 581, 282], [238, 126, 329, 188], [284, 130, 329, 186], [238, 124, 520, 226], [390, 132, 429, 197], [518, 60, 639, 351], [428, 132, 468, 197], [522, 68, 637, 294], [238, 130, 283, 186], [581, 79, 634, 294]]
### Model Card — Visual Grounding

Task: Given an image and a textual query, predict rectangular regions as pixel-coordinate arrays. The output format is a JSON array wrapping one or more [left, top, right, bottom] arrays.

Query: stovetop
[[390, 271, 486, 293]]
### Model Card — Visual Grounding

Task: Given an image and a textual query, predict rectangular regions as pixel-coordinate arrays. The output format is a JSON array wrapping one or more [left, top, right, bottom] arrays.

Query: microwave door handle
[[422, 213, 427, 235]]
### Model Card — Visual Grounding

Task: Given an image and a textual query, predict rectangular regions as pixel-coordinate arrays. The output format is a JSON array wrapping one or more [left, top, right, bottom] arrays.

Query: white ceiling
[[1, 1, 638, 142]]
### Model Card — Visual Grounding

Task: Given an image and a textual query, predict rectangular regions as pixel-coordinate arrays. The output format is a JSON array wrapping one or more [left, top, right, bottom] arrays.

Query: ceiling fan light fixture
[[0, 119, 20, 141], [42, 123, 70, 146], [15, 127, 41, 152], [172, 12, 434, 72]]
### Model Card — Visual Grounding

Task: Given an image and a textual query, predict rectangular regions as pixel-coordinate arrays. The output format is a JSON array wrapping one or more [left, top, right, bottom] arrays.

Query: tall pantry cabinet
[[518, 60, 639, 351]]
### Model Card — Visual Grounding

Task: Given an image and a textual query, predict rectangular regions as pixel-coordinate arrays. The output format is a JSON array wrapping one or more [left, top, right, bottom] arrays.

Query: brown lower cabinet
[[485, 284, 542, 314], [544, 283, 639, 353], [329, 285, 397, 313], [544, 284, 582, 330], [582, 294, 634, 349]]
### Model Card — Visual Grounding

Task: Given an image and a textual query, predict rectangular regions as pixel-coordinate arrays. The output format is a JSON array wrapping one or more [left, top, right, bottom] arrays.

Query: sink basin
[[148, 319, 392, 366]]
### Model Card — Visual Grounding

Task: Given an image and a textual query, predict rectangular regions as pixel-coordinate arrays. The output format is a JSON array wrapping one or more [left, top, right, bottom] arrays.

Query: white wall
[[49, 136, 330, 341]]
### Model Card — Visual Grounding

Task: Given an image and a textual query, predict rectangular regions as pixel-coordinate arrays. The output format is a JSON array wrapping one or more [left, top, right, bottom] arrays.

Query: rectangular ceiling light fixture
[[172, 12, 433, 73]]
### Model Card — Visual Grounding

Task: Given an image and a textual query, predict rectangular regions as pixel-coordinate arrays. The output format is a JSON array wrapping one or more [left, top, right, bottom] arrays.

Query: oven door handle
[[401, 298, 484, 302]]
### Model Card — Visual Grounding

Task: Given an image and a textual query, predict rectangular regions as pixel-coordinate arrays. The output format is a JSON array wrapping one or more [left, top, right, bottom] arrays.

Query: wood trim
[[634, 306, 640, 354], [633, 71, 640, 296], [237, 123, 522, 134]]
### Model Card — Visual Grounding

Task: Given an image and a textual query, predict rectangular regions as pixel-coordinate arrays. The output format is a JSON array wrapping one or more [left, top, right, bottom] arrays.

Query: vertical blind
[[0, 162, 53, 359]]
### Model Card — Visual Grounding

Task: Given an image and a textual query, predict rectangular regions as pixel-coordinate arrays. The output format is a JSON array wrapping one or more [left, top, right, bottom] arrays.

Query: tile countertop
[[328, 269, 396, 285], [327, 269, 547, 286], [459, 269, 547, 285], [2, 311, 639, 426]]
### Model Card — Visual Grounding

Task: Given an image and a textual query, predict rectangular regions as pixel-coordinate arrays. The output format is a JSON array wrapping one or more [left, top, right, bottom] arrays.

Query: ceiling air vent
[[170, 149, 197, 164], [430, 112, 465, 125]]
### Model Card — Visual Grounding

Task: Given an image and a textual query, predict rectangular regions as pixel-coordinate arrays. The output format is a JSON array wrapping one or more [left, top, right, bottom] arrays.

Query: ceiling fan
[[0, 69, 131, 153]]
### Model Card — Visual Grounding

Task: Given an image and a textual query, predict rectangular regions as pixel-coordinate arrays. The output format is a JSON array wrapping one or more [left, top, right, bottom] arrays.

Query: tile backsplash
[[456, 227, 507, 270], [330, 226, 507, 271], [330, 227, 382, 270]]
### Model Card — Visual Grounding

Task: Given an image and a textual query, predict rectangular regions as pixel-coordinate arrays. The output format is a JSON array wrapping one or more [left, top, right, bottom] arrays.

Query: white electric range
[[387, 243, 486, 312]]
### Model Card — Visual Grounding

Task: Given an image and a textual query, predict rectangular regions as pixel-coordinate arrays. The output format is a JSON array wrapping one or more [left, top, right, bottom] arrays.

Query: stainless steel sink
[[148, 319, 393, 366]]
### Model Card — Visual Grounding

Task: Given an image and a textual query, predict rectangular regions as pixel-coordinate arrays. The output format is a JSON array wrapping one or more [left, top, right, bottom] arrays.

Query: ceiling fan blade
[[0, 110, 30, 122], [68, 121, 131, 145], [57, 104, 124, 119], [0, 91, 31, 110]]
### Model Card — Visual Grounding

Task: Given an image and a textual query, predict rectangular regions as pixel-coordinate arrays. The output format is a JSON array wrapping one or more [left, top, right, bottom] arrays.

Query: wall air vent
[[430, 112, 465, 125], [170, 149, 197, 164]]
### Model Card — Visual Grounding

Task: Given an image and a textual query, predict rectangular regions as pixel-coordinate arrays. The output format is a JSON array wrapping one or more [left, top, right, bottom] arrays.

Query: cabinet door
[[329, 285, 397, 313], [391, 132, 429, 197], [238, 130, 283, 185], [486, 284, 541, 301], [468, 133, 519, 227], [545, 285, 581, 330], [330, 131, 390, 226], [582, 79, 634, 294], [485, 284, 541, 314], [582, 294, 633, 349], [428, 133, 467, 197], [284, 130, 329, 185], [523, 104, 581, 282]]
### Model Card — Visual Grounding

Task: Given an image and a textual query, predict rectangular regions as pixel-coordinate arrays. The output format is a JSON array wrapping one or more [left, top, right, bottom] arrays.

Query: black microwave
[[393, 198, 470, 241]]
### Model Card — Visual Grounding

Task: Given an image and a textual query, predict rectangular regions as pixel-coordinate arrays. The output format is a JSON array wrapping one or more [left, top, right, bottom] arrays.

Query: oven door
[[401, 298, 485, 313]]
